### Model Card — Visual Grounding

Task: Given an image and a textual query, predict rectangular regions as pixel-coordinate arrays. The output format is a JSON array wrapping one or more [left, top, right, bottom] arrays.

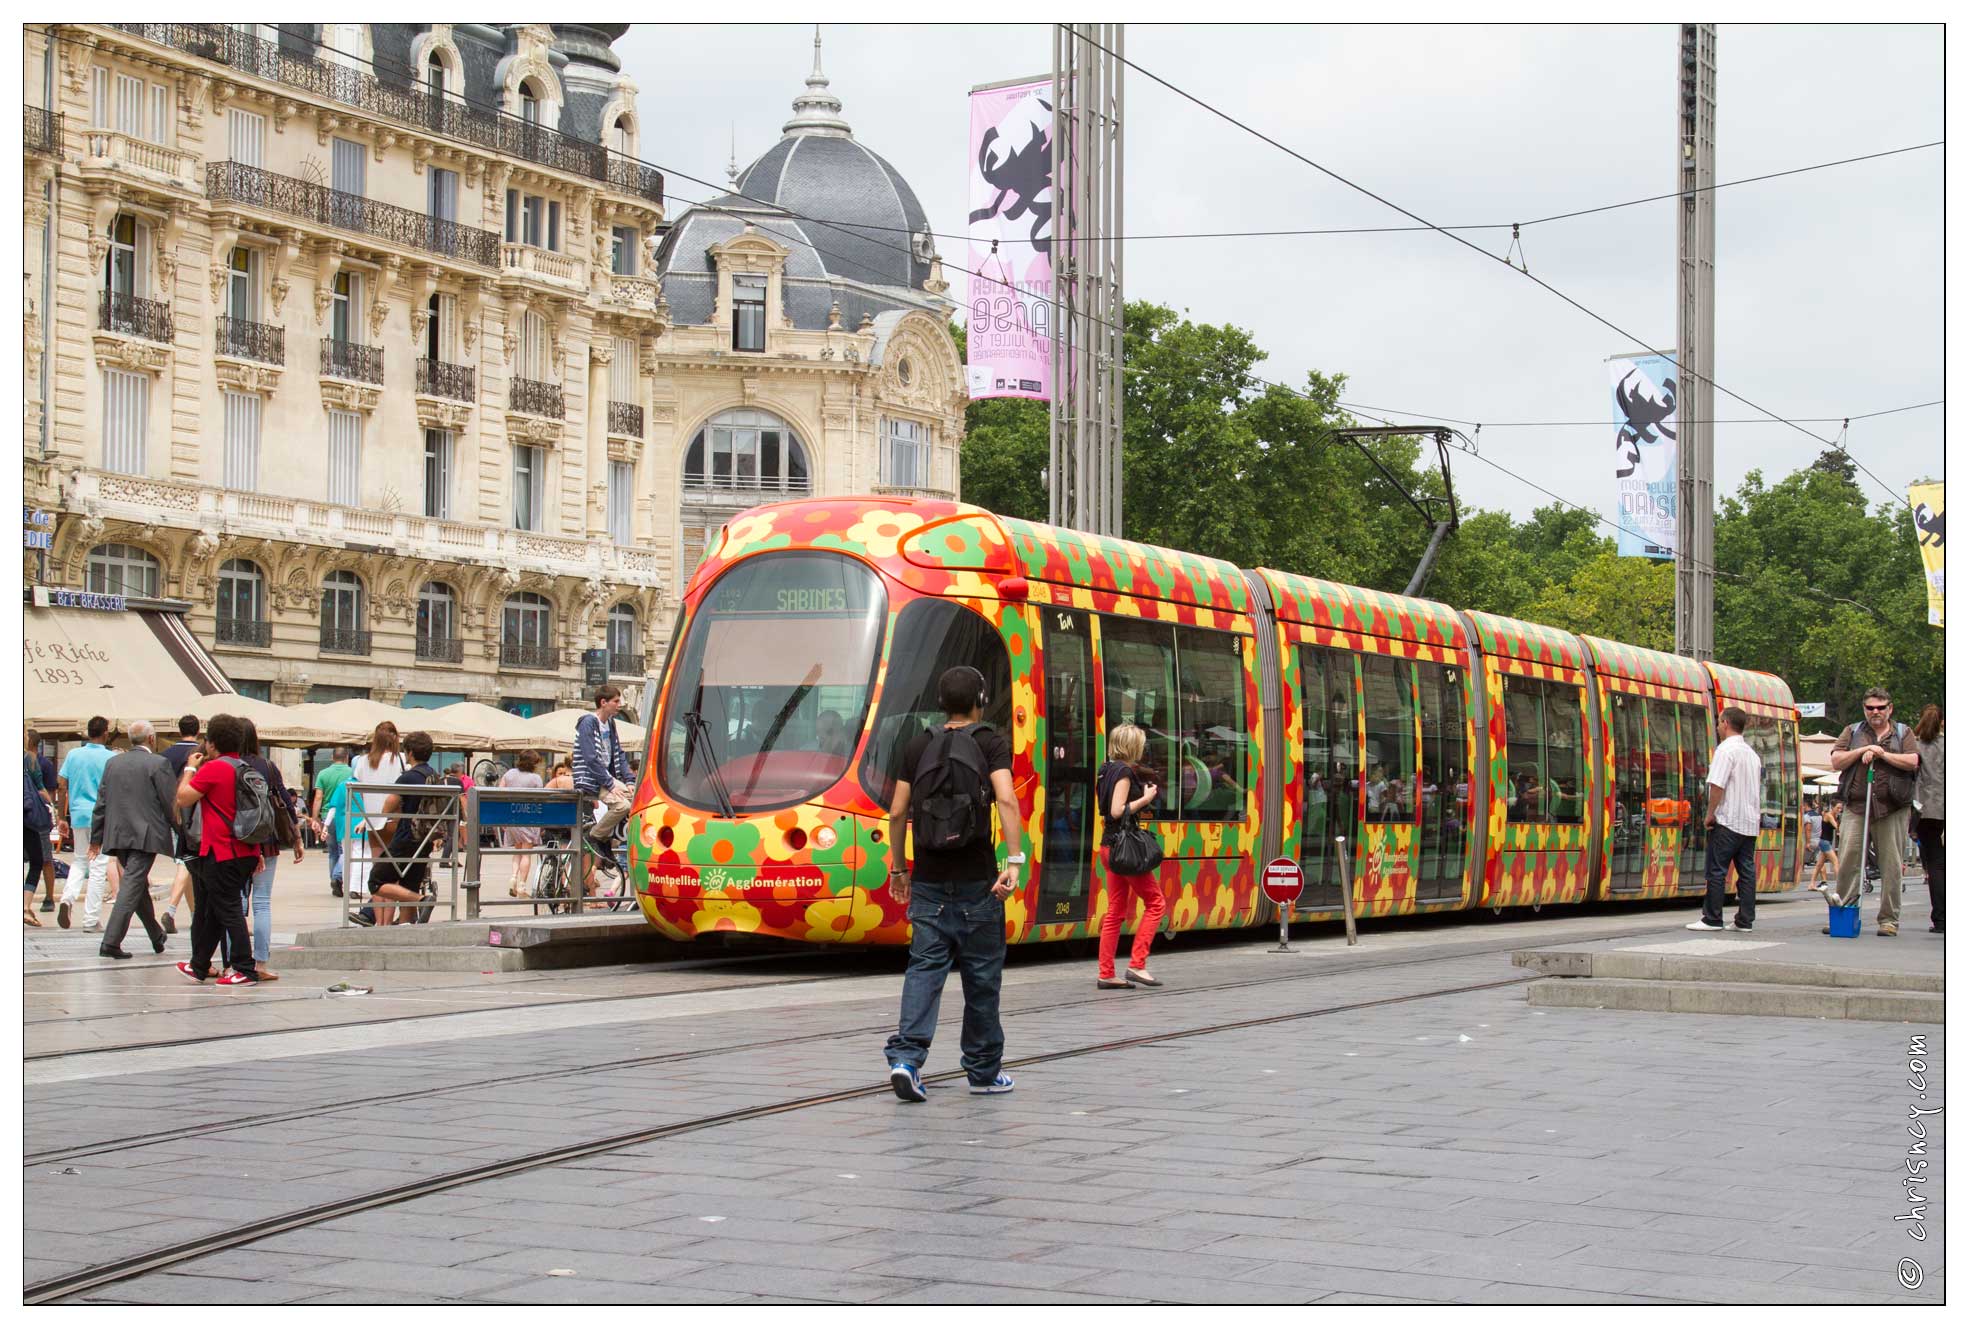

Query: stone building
[[22, 23, 963, 716]]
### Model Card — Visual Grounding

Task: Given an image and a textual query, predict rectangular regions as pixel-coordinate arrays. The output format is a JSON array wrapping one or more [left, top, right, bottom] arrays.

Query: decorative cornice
[[215, 357, 283, 397], [319, 378, 382, 413], [415, 395, 473, 432], [505, 411, 562, 446], [93, 332, 171, 374]]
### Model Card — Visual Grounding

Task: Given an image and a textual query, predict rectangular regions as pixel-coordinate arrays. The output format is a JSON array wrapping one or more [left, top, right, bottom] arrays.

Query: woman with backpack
[[1095, 723, 1166, 990], [238, 719, 304, 981]]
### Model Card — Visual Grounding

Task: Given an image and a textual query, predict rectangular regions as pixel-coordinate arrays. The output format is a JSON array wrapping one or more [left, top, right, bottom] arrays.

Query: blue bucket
[[1827, 902, 1861, 938]]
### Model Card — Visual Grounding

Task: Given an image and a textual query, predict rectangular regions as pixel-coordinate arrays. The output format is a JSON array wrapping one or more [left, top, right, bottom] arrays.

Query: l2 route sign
[[1262, 857, 1304, 906]]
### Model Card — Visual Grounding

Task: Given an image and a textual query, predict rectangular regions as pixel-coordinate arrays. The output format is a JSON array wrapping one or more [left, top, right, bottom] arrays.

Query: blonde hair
[[1108, 723, 1147, 766]]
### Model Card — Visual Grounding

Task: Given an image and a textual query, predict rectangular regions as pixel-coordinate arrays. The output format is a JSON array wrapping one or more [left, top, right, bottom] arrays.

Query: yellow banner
[[1909, 482, 1944, 627]]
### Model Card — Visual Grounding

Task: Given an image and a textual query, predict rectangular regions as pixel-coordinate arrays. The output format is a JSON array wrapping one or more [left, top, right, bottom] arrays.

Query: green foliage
[[954, 306, 1940, 716]]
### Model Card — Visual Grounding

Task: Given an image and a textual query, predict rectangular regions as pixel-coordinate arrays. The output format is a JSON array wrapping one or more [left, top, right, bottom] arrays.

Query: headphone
[[960, 665, 988, 712]]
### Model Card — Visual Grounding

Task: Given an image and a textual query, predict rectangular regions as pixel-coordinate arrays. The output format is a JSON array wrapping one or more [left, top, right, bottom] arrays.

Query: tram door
[[1035, 609, 1096, 925], [1677, 703, 1712, 889], [1608, 693, 1647, 893]]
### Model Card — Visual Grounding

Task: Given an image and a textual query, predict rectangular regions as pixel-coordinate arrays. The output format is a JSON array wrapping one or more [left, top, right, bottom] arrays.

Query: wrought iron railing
[[609, 651, 646, 677], [99, 291, 174, 343], [321, 338, 383, 384], [608, 401, 643, 438], [216, 315, 284, 364], [415, 634, 464, 664], [118, 24, 664, 205], [500, 640, 559, 670], [416, 357, 475, 403], [320, 626, 372, 655], [216, 617, 273, 647], [207, 160, 500, 267], [510, 378, 564, 419], [24, 104, 62, 155], [681, 471, 814, 495]]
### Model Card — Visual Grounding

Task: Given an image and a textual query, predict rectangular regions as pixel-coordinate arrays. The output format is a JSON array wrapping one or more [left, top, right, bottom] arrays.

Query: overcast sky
[[618, 23, 1943, 524]]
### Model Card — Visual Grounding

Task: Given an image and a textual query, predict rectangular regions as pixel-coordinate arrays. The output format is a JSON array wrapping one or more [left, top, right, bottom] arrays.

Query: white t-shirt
[[1707, 733, 1763, 838], [349, 751, 406, 838]]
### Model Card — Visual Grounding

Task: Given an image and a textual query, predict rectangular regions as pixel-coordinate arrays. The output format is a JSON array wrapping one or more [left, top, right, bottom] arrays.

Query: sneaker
[[1729, 921, 1753, 932], [1685, 920, 1724, 931], [889, 1063, 927, 1103], [215, 970, 258, 986], [56, 901, 70, 929], [969, 1073, 1016, 1095], [37, 900, 53, 912], [1877, 923, 1899, 937], [175, 961, 208, 984], [347, 910, 374, 927], [162, 912, 176, 935]]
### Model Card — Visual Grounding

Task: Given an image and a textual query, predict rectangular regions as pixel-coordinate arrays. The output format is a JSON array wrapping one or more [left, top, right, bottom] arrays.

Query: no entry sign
[[1261, 857, 1304, 906]]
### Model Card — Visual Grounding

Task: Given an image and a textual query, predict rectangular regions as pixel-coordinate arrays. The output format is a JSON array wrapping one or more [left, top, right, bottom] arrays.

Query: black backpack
[[911, 724, 994, 853], [224, 757, 280, 846]]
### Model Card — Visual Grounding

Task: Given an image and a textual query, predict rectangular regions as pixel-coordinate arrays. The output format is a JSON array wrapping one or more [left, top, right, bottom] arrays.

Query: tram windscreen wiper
[[681, 688, 736, 817]]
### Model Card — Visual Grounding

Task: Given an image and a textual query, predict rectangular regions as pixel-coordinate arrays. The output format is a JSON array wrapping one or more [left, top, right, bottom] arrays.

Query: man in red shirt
[[174, 713, 261, 985]]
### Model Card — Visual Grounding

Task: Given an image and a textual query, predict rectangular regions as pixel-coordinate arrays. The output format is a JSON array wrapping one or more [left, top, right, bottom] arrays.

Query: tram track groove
[[25, 972, 1530, 1305]]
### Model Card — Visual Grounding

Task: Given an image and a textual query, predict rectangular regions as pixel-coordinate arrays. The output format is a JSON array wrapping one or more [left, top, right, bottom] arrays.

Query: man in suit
[[91, 718, 179, 960]]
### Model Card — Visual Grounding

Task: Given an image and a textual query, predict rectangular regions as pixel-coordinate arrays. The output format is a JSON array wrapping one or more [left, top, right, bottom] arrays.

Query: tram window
[[1544, 684, 1584, 824], [1503, 675, 1546, 823], [1100, 618, 1248, 822], [1679, 703, 1712, 866], [1361, 655, 1415, 823], [1298, 646, 1359, 890], [1611, 693, 1648, 871], [856, 598, 1011, 810], [1417, 661, 1468, 884], [1646, 699, 1679, 824], [1099, 617, 1180, 809], [1750, 714, 1784, 830]]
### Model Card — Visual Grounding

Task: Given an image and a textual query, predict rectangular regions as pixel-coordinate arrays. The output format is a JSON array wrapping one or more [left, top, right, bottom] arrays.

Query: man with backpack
[[365, 732, 443, 926], [173, 713, 266, 985], [1826, 687, 1923, 936], [882, 666, 1024, 1103]]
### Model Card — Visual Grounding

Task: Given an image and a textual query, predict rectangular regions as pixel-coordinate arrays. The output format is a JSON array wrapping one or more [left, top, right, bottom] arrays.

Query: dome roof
[[657, 30, 941, 324]]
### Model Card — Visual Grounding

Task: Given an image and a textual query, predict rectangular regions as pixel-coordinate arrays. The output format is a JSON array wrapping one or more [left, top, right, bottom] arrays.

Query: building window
[[226, 108, 264, 168], [114, 72, 143, 137], [519, 310, 548, 381], [330, 270, 363, 346], [417, 581, 457, 660], [732, 273, 766, 352], [321, 570, 364, 633], [607, 460, 634, 545], [884, 418, 928, 488], [423, 429, 453, 519], [426, 52, 446, 97], [428, 166, 458, 253], [222, 391, 261, 490], [612, 225, 638, 276], [502, 592, 553, 668], [518, 80, 541, 125], [105, 213, 143, 301], [227, 247, 258, 322], [101, 369, 149, 475], [327, 409, 362, 507], [684, 409, 809, 493], [512, 444, 546, 531], [86, 543, 160, 598], [610, 115, 632, 156], [90, 67, 109, 129], [217, 559, 265, 634], [607, 603, 638, 670], [331, 135, 366, 197]]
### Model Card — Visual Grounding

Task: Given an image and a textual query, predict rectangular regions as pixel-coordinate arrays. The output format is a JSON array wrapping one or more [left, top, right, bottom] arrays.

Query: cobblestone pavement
[[25, 887, 1944, 1305]]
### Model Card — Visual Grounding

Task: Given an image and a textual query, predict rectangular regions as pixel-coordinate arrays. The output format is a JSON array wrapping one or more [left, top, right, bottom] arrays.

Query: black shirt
[[901, 724, 1012, 883], [388, 763, 440, 857], [162, 740, 199, 778]]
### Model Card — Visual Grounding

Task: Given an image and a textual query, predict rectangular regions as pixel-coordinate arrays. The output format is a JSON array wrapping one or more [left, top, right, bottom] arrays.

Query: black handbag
[[1107, 811, 1164, 876]]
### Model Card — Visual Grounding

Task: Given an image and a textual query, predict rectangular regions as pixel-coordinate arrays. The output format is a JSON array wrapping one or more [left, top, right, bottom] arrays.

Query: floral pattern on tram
[[1705, 660, 1802, 891], [1581, 636, 1710, 901]]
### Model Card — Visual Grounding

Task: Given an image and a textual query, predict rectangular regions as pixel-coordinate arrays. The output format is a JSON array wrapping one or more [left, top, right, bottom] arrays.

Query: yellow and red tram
[[628, 497, 1805, 945]]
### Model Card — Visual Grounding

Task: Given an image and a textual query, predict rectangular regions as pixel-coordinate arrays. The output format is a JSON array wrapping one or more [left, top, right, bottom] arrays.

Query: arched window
[[610, 114, 633, 156], [518, 80, 541, 126], [85, 543, 160, 598], [216, 559, 267, 645], [416, 581, 459, 662], [683, 409, 810, 495], [607, 603, 640, 674], [426, 52, 446, 98], [501, 591, 554, 669], [320, 569, 367, 654]]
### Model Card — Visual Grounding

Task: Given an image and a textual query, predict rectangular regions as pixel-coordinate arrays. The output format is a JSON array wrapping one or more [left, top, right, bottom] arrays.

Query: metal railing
[[415, 356, 474, 402], [341, 780, 464, 925], [415, 633, 464, 663], [118, 24, 664, 205], [207, 160, 501, 267], [216, 315, 284, 364], [99, 291, 174, 343], [25, 104, 62, 155], [681, 471, 814, 496], [609, 651, 646, 677], [320, 625, 372, 655], [499, 640, 558, 670], [510, 378, 564, 419], [608, 401, 644, 438], [215, 616, 272, 647], [321, 338, 384, 384], [460, 786, 628, 919]]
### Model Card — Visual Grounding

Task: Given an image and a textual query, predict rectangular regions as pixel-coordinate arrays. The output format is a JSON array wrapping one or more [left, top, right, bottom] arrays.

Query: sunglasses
[[1863, 704, 1889, 712]]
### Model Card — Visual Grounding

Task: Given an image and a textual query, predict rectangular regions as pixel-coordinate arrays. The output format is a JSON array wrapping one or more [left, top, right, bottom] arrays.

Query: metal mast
[[1675, 23, 1716, 660], [1049, 23, 1125, 536]]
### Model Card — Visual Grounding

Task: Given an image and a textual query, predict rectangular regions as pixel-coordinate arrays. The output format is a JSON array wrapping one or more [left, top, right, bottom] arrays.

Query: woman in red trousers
[[1096, 723, 1167, 989]]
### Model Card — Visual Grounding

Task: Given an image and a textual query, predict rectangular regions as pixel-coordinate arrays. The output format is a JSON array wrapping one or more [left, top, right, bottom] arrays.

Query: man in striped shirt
[[1688, 706, 1763, 932]]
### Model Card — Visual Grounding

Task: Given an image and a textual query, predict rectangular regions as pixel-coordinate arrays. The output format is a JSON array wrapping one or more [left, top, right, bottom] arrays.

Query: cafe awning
[[23, 604, 230, 737]]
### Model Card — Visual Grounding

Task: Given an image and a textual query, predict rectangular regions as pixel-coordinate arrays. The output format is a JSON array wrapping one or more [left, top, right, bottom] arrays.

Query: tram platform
[[286, 913, 676, 974], [1515, 877, 1942, 1022]]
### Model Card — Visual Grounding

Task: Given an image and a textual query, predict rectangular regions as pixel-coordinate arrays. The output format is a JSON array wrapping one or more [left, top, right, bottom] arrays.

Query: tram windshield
[[660, 552, 885, 813]]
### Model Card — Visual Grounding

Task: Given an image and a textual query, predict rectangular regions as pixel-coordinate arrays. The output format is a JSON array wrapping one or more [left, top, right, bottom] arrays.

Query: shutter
[[102, 369, 148, 475], [610, 336, 636, 403], [521, 312, 545, 379], [424, 430, 452, 519], [505, 189, 518, 242], [347, 272, 364, 344], [531, 448, 548, 530], [681, 521, 707, 576], [327, 410, 361, 507], [151, 84, 170, 145], [115, 74, 143, 136], [91, 68, 110, 129], [607, 461, 633, 544], [547, 201, 561, 252], [429, 167, 457, 223], [438, 293, 458, 360], [223, 391, 261, 490], [227, 109, 265, 167], [331, 137, 365, 196], [134, 218, 152, 297]]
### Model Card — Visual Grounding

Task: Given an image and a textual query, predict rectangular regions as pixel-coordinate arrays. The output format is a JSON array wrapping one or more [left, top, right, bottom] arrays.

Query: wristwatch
[[1005, 854, 1027, 866]]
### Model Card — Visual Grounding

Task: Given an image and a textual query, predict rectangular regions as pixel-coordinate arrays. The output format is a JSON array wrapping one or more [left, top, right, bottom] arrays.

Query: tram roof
[[1581, 635, 1711, 695], [1255, 569, 1466, 651], [1705, 660, 1798, 717], [996, 517, 1251, 613], [1464, 610, 1589, 672]]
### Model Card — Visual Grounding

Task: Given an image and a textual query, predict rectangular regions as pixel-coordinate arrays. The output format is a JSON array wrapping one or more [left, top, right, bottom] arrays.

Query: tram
[[627, 497, 1805, 945]]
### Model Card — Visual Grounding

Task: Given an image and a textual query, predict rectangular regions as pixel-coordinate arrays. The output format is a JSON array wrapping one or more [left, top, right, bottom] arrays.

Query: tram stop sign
[[1262, 857, 1304, 906]]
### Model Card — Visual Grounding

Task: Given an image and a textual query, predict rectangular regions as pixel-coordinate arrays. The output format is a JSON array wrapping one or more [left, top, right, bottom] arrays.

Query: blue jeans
[[884, 878, 1007, 1084], [325, 825, 342, 887], [247, 855, 277, 964], [1703, 824, 1758, 927]]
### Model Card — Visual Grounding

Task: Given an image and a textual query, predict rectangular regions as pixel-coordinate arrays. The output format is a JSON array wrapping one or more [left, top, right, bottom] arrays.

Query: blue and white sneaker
[[969, 1073, 1016, 1095], [889, 1063, 927, 1103]]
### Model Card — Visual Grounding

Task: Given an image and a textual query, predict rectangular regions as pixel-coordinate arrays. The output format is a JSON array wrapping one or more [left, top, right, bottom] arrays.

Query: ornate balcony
[[415, 634, 464, 664], [207, 160, 500, 268], [606, 153, 665, 204], [510, 378, 564, 419], [216, 316, 284, 365], [416, 357, 475, 403], [499, 242, 585, 292], [76, 129, 202, 191], [500, 640, 559, 671], [321, 338, 383, 385], [320, 626, 372, 656], [24, 104, 61, 155], [609, 651, 646, 678], [99, 292, 174, 343], [608, 401, 644, 438], [215, 617, 273, 648], [682, 472, 814, 498]]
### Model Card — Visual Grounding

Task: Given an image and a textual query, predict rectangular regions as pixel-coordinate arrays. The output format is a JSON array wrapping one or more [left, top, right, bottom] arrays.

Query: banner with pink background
[[965, 78, 1054, 401]]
